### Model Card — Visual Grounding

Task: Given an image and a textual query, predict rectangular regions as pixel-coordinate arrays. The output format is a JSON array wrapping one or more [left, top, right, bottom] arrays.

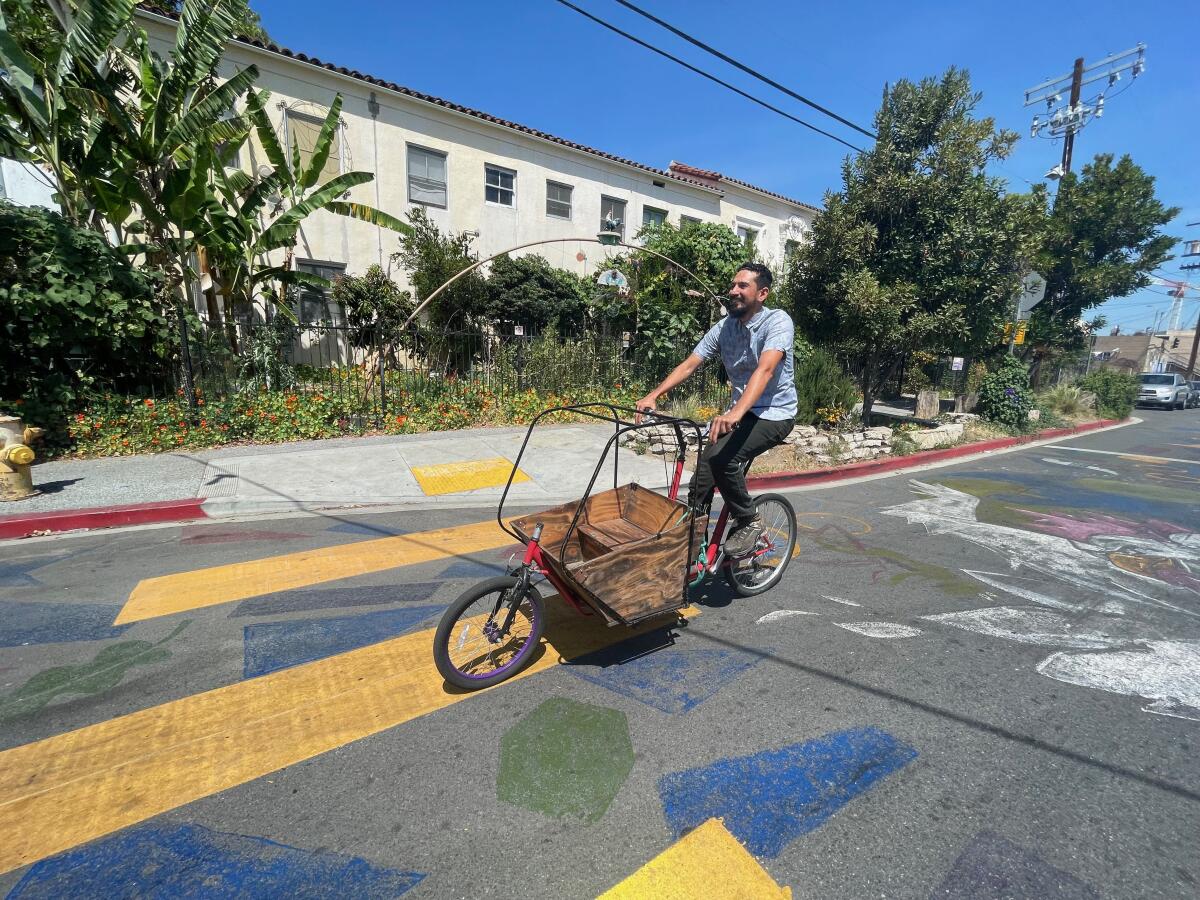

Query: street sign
[[951, 357, 964, 371], [1017, 272, 1046, 319], [1013, 320, 1028, 345]]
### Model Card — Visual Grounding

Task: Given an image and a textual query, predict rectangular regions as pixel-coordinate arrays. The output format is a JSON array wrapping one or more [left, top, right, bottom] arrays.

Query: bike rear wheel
[[724, 493, 797, 596], [433, 576, 545, 690]]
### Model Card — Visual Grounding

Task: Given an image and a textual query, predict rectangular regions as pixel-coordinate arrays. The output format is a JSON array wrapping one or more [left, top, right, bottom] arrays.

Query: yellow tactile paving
[[411, 457, 529, 496], [116, 518, 515, 624], [598, 818, 791, 899], [0, 602, 697, 875]]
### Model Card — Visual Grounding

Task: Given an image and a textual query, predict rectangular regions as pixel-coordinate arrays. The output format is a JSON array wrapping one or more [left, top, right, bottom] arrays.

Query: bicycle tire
[[433, 576, 545, 690], [724, 493, 797, 596]]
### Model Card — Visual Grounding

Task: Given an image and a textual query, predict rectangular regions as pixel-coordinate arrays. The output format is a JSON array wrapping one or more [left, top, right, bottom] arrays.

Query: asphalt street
[[0, 410, 1196, 898]]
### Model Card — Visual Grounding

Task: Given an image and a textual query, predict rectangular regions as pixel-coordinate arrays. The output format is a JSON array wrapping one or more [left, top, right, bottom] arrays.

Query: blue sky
[[251, 0, 1198, 333]]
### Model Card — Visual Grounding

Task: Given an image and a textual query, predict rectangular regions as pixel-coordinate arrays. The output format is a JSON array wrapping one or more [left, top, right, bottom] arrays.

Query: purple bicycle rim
[[457, 597, 541, 681]]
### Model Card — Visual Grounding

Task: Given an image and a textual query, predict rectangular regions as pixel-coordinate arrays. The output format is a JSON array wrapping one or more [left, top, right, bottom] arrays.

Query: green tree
[[141, 0, 267, 41], [391, 206, 487, 331], [786, 68, 1042, 418], [481, 253, 588, 333], [330, 264, 413, 350], [1025, 153, 1178, 379], [0, 200, 170, 440]]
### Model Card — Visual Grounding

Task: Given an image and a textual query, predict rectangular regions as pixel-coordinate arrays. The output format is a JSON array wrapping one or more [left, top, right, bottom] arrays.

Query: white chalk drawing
[[834, 622, 923, 639], [882, 480, 1200, 721], [755, 609, 819, 624], [824, 596, 862, 607]]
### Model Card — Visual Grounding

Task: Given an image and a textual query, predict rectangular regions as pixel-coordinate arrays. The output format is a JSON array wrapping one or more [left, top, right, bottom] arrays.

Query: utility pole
[[1182, 227, 1200, 377], [1024, 44, 1146, 177], [1060, 58, 1084, 173]]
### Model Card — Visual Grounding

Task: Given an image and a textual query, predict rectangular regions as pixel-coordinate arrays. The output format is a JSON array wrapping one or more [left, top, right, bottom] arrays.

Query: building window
[[486, 165, 516, 207], [286, 110, 341, 184], [546, 181, 572, 219], [408, 145, 447, 208], [680, 215, 701, 229], [295, 259, 346, 325], [642, 206, 667, 228], [784, 239, 801, 260], [736, 224, 759, 248], [601, 196, 626, 237]]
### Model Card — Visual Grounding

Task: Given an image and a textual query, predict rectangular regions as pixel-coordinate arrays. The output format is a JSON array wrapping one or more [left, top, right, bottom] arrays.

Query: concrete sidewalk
[[5, 424, 686, 520]]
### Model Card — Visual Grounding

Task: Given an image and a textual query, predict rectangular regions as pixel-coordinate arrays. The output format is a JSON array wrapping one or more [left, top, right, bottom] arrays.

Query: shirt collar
[[740, 306, 770, 331]]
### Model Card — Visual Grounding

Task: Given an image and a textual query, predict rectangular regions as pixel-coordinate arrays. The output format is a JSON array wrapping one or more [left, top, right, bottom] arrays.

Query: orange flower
[[121, 439, 130, 446], [144, 399, 155, 407], [200, 419, 208, 428], [395, 415, 407, 426]]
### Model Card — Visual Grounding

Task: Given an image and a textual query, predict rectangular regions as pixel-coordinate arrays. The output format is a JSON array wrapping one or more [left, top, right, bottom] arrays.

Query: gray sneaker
[[724, 515, 764, 557]]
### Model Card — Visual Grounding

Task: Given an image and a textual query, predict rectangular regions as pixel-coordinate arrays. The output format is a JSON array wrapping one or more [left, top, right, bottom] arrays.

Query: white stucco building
[[139, 9, 817, 322]]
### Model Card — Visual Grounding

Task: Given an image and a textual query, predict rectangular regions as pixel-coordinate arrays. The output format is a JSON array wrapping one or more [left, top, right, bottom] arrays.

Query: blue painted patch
[[243, 605, 443, 678], [230, 583, 442, 618], [566, 636, 762, 714], [438, 558, 506, 579], [0, 556, 63, 588], [935, 830, 1098, 899], [0, 601, 131, 647], [325, 520, 413, 537], [7, 821, 424, 898], [658, 726, 917, 858]]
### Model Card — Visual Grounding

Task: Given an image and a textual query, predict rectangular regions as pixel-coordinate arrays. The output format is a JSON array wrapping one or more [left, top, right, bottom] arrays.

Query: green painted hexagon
[[497, 696, 634, 823]]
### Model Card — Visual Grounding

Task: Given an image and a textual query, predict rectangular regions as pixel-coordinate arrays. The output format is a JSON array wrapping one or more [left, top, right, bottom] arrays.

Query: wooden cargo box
[[512, 483, 706, 626]]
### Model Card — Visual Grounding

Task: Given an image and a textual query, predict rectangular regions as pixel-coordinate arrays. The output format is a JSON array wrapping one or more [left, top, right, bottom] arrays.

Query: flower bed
[[62, 382, 648, 457]]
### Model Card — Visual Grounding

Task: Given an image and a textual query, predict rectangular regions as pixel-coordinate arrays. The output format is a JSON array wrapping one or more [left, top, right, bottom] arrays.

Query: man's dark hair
[[737, 262, 773, 291]]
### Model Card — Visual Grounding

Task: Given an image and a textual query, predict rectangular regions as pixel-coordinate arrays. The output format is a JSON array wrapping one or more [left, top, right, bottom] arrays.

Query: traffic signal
[[1172, 338, 1180, 349]]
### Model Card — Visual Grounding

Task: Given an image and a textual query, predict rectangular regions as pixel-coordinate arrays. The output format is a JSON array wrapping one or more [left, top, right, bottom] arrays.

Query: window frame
[[546, 180, 573, 220], [485, 163, 517, 208], [294, 258, 347, 326], [642, 205, 668, 229], [600, 195, 627, 238], [406, 144, 449, 209], [680, 215, 702, 229], [284, 109, 343, 184]]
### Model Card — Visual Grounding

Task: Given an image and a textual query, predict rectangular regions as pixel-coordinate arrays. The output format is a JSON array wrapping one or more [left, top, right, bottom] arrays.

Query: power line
[[551, 0, 867, 154], [611, 0, 877, 141]]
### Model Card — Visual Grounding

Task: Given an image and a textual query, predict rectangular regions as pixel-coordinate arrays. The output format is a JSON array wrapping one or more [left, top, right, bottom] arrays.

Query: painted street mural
[[880, 478, 1200, 721]]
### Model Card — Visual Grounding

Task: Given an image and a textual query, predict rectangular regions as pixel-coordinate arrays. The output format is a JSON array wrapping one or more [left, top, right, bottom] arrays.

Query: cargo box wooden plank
[[512, 483, 707, 626]]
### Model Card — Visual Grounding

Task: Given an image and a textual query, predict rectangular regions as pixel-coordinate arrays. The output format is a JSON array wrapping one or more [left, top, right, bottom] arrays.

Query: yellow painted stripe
[[0, 602, 696, 875], [598, 818, 791, 899], [411, 457, 529, 496], [116, 518, 515, 624]]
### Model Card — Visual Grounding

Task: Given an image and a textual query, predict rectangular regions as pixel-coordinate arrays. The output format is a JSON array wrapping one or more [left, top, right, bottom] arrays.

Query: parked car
[[1136, 373, 1191, 410], [1188, 380, 1200, 409]]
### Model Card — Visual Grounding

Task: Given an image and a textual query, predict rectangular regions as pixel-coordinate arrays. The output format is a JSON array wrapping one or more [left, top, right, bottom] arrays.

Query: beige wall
[[142, 13, 815, 299]]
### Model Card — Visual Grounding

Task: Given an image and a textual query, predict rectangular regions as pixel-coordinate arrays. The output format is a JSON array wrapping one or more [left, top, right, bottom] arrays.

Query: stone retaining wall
[[789, 424, 894, 466]]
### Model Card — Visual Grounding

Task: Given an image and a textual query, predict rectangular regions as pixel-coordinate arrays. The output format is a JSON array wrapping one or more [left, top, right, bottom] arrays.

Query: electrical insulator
[[1030, 116, 1040, 137], [1095, 96, 1104, 117], [1133, 58, 1144, 77]]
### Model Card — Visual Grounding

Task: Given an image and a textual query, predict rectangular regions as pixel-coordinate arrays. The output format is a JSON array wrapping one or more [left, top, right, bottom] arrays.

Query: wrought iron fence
[[160, 318, 729, 424]]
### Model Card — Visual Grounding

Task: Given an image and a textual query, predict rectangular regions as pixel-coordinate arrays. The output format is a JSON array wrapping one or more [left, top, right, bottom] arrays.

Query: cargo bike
[[432, 403, 797, 689]]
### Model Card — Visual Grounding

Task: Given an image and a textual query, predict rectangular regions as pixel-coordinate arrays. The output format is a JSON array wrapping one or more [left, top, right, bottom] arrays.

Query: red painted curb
[[0, 498, 207, 540], [747, 418, 1123, 491]]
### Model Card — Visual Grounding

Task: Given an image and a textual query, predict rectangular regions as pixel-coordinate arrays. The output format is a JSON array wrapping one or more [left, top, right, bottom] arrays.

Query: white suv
[[1137, 373, 1190, 410]]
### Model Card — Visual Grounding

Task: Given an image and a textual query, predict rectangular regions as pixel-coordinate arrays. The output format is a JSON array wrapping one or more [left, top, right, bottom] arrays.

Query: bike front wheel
[[433, 576, 545, 690], [724, 493, 797, 596]]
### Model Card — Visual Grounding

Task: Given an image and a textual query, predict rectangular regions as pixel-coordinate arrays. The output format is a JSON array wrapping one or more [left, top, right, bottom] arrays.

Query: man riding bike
[[636, 262, 796, 558]]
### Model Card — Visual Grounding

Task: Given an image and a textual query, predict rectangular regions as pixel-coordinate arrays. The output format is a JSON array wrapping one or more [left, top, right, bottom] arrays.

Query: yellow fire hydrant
[[0, 416, 43, 501]]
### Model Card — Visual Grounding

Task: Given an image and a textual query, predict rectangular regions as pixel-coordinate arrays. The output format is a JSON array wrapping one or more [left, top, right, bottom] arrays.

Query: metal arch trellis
[[395, 235, 728, 340]]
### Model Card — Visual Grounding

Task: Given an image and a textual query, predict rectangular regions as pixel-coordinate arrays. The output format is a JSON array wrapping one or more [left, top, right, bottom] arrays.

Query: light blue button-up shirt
[[693, 306, 796, 421]]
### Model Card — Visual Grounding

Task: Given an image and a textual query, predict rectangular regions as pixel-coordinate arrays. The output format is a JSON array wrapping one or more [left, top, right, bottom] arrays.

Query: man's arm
[[635, 354, 705, 421], [707, 349, 785, 439]]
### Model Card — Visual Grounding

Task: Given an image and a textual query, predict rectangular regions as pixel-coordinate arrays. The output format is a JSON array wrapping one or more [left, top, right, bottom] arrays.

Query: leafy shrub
[[1039, 384, 1095, 418], [977, 356, 1033, 428], [0, 201, 171, 443], [1075, 369, 1138, 419], [794, 347, 859, 427], [331, 265, 414, 350]]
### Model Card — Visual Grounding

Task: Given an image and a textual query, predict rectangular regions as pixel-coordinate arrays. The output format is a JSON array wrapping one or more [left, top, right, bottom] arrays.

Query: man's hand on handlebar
[[634, 394, 658, 424], [708, 410, 741, 441]]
